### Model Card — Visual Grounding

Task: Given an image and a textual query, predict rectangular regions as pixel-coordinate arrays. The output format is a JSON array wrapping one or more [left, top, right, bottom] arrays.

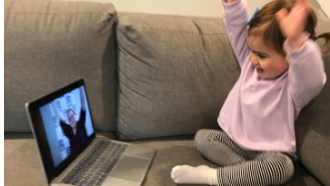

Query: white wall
[[64, 0, 329, 19], [109, 0, 223, 18], [317, 0, 330, 18], [66, 0, 224, 17], [107, 0, 282, 17]]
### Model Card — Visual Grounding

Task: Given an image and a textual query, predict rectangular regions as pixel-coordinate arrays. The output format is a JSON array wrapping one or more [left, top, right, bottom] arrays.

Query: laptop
[[25, 79, 156, 186]]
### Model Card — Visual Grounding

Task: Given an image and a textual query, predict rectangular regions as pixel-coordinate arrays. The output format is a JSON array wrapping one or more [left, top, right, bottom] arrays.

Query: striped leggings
[[195, 129, 294, 186]]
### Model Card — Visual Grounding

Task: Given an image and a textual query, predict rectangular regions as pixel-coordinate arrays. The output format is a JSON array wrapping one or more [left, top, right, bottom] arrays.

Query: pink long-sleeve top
[[218, 0, 326, 157]]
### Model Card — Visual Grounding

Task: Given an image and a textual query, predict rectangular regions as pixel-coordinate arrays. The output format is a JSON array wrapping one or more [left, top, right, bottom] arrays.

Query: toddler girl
[[171, 0, 330, 185]]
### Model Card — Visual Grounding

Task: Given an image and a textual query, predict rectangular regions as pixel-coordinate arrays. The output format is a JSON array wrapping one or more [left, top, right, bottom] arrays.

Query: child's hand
[[275, 0, 310, 49]]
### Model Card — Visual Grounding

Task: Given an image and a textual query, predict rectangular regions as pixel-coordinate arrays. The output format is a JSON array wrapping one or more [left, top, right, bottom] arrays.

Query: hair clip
[[246, 7, 260, 26]]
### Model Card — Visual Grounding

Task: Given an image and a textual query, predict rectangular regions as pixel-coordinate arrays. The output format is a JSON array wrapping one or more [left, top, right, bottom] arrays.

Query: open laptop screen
[[39, 85, 94, 167], [26, 79, 96, 183]]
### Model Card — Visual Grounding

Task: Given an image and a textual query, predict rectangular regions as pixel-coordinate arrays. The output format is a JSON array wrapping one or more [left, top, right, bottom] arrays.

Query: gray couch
[[4, 0, 330, 186]]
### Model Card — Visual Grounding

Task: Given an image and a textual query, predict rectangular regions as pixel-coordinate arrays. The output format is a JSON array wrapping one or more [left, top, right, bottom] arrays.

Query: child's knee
[[194, 129, 214, 149], [195, 129, 219, 146], [281, 155, 294, 183], [194, 129, 208, 149], [262, 152, 295, 184]]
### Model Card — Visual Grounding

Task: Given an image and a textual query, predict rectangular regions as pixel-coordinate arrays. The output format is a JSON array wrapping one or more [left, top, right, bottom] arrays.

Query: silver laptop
[[25, 79, 156, 186]]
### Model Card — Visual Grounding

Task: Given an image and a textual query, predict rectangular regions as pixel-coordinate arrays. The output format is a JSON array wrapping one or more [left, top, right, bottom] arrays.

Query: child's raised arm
[[285, 37, 326, 112], [222, 0, 250, 67], [276, 0, 326, 112]]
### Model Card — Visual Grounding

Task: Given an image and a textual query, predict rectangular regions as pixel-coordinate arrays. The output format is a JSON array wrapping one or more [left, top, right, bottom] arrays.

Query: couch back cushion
[[116, 13, 239, 140], [4, 0, 117, 132]]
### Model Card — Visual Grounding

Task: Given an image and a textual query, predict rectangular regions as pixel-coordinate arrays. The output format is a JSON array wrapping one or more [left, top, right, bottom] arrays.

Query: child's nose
[[251, 60, 259, 65], [250, 53, 259, 65]]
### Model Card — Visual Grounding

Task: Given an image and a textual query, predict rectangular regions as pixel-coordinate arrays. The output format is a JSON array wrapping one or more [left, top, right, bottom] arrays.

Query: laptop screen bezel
[[25, 79, 96, 184]]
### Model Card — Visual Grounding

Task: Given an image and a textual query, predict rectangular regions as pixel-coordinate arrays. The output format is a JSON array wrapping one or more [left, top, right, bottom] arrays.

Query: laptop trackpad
[[108, 155, 150, 182]]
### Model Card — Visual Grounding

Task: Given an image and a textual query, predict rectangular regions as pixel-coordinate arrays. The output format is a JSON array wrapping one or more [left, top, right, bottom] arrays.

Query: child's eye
[[258, 53, 266, 59]]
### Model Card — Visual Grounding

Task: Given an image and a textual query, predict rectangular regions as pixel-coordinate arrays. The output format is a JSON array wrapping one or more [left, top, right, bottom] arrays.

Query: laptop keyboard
[[61, 140, 128, 186]]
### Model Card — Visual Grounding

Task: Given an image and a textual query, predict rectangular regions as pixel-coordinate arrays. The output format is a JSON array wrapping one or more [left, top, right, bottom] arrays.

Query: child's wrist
[[287, 34, 305, 50]]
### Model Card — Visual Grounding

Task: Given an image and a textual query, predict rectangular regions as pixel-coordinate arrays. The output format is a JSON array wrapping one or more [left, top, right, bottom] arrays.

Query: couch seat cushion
[[4, 132, 323, 186]]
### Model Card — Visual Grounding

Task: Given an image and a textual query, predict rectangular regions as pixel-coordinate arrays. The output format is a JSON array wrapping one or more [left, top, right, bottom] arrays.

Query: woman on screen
[[52, 86, 88, 154]]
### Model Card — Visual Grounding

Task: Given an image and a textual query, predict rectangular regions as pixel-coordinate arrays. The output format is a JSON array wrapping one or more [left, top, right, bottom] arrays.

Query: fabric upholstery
[[116, 13, 240, 140], [4, 133, 323, 186], [4, 0, 118, 132]]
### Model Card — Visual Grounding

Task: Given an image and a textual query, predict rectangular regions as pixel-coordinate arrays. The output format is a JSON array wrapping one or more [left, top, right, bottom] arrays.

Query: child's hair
[[248, 0, 330, 56]]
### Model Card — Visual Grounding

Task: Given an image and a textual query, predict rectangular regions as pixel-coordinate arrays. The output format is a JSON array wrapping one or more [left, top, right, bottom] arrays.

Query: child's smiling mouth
[[256, 68, 264, 73]]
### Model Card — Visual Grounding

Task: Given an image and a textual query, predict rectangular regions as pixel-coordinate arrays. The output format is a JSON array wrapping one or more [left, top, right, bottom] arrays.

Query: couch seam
[[4, 12, 114, 15], [120, 26, 227, 35]]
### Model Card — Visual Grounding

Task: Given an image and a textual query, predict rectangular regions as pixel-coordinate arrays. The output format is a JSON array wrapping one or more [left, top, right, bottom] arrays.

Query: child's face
[[247, 36, 289, 80]]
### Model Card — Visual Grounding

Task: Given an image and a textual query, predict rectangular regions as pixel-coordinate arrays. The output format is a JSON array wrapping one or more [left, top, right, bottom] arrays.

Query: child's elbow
[[309, 72, 327, 101], [316, 71, 327, 92], [293, 72, 326, 109]]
